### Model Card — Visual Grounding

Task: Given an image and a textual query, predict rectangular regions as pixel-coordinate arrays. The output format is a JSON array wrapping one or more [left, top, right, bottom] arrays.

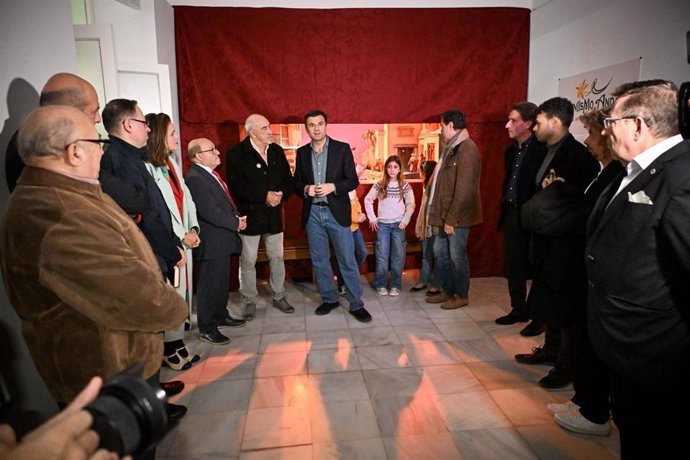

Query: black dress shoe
[[515, 346, 558, 366], [219, 316, 246, 328], [350, 307, 372, 323], [495, 310, 530, 325], [160, 380, 184, 397], [199, 329, 231, 345], [519, 320, 546, 337], [410, 283, 427, 292], [539, 366, 572, 389], [166, 403, 187, 421], [315, 301, 340, 316], [426, 288, 441, 297]]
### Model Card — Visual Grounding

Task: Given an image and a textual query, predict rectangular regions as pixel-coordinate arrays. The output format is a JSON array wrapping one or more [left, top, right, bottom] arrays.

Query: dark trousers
[[569, 311, 610, 424], [610, 368, 689, 459], [196, 256, 231, 333], [502, 206, 530, 316]]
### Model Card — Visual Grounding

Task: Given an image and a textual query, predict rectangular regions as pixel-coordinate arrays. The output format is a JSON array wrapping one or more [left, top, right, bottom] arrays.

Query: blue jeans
[[433, 227, 470, 298], [419, 235, 438, 287], [335, 229, 367, 288], [374, 222, 406, 290], [305, 206, 364, 310]]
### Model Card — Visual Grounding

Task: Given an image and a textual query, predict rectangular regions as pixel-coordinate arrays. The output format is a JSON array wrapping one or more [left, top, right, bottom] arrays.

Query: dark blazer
[[185, 163, 241, 260], [538, 133, 600, 189], [225, 137, 293, 235], [498, 135, 547, 227], [586, 139, 690, 384], [100, 135, 180, 276], [294, 137, 359, 228]]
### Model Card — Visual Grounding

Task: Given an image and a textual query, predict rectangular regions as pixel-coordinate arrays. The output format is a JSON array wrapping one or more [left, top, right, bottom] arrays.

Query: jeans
[[433, 227, 470, 298], [305, 206, 364, 310], [239, 232, 286, 302], [419, 235, 438, 286], [374, 222, 406, 290], [335, 229, 367, 288]]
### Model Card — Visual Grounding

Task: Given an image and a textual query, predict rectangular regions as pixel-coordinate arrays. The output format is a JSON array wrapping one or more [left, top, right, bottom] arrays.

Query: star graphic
[[575, 80, 589, 99]]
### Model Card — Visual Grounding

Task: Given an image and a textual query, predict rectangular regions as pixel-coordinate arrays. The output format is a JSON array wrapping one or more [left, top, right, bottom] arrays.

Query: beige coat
[[427, 136, 482, 228], [0, 167, 187, 402]]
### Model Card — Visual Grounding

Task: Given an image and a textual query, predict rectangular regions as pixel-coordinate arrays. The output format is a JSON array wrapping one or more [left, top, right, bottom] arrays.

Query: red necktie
[[211, 169, 236, 208]]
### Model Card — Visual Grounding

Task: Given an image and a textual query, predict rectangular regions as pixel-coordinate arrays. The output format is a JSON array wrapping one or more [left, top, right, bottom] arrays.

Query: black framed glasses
[[127, 118, 150, 127], [65, 138, 111, 150], [603, 116, 637, 128], [198, 146, 218, 154]]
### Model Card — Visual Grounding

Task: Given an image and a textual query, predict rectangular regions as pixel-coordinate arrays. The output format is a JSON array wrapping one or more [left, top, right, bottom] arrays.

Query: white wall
[[92, 0, 158, 63], [0, 0, 76, 430], [154, 0, 180, 129], [529, 0, 690, 105]]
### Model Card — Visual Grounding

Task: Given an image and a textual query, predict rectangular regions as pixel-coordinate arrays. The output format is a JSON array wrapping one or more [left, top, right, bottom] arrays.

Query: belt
[[313, 201, 329, 207]]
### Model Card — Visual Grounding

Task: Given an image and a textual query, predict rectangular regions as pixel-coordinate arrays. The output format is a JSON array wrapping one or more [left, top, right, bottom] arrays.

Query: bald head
[[188, 138, 220, 169], [40, 73, 101, 124]]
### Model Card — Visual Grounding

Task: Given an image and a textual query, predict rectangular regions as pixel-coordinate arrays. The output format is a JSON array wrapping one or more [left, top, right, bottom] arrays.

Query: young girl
[[365, 155, 415, 296]]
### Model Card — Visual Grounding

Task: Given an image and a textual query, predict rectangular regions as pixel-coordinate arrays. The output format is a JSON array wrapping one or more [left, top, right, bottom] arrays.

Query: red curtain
[[174, 6, 531, 277]]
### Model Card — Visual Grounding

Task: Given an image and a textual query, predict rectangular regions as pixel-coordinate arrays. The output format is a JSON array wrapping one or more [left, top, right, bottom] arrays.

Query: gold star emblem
[[575, 80, 589, 99]]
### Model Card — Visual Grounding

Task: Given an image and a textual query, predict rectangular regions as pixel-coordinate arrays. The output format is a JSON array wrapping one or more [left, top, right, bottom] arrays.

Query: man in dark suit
[[514, 97, 599, 389], [293, 110, 371, 323], [186, 138, 247, 344], [495, 102, 546, 325], [226, 114, 294, 321], [587, 80, 690, 458]]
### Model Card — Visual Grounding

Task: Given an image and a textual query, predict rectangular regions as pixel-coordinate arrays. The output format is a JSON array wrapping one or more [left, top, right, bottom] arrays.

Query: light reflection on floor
[[156, 273, 620, 459]]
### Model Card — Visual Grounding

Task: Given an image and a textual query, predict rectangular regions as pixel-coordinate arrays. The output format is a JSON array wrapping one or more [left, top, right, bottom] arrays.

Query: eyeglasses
[[65, 138, 111, 150], [128, 118, 150, 127], [198, 146, 218, 154], [603, 115, 637, 128]]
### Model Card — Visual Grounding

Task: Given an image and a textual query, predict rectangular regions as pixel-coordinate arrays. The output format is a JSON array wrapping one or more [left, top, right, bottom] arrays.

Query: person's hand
[[541, 168, 565, 188], [238, 215, 248, 231], [175, 247, 187, 267], [265, 191, 282, 207], [444, 223, 455, 235], [314, 183, 335, 197], [398, 222, 407, 230], [305, 185, 317, 197], [369, 220, 379, 231], [0, 377, 125, 460], [357, 212, 367, 223], [182, 231, 200, 248]]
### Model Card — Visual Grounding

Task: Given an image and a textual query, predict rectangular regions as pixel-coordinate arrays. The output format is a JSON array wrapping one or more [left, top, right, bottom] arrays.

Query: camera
[[85, 365, 172, 456]]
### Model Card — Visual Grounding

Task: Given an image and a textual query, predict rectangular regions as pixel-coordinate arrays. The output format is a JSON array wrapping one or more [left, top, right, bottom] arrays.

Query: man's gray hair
[[17, 106, 79, 162]]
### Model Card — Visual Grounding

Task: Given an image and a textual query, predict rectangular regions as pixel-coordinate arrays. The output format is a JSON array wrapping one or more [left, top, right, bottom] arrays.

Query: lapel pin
[[256, 163, 261, 168], [649, 168, 656, 175]]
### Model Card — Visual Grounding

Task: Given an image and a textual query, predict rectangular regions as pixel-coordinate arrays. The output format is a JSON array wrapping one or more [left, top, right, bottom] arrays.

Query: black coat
[[225, 137, 293, 236], [186, 164, 242, 261], [293, 137, 359, 228], [587, 140, 690, 384]]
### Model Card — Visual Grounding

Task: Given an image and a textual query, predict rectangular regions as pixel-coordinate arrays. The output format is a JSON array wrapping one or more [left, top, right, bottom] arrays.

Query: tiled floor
[[157, 273, 620, 459]]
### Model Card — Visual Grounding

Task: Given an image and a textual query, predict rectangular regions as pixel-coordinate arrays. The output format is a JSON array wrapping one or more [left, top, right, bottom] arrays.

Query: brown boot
[[441, 296, 469, 310], [426, 291, 450, 303]]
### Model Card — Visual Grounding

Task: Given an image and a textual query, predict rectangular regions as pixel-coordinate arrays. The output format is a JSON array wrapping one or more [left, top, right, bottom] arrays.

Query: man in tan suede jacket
[[0, 106, 187, 404]]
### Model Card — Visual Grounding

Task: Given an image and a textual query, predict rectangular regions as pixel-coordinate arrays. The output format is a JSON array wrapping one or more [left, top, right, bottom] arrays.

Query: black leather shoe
[[520, 320, 546, 336], [315, 301, 340, 316], [199, 329, 230, 345], [219, 316, 246, 328], [160, 380, 184, 397], [515, 346, 557, 366], [350, 307, 372, 323], [167, 403, 187, 421], [539, 366, 572, 389], [495, 310, 530, 325], [410, 283, 427, 292]]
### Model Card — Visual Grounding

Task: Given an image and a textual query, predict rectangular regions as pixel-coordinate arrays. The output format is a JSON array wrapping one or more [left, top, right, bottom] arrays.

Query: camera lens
[[85, 369, 169, 456]]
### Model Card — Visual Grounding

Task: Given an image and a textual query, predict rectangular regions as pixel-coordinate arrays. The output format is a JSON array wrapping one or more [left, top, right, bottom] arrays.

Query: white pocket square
[[628, 190, 653, 205]]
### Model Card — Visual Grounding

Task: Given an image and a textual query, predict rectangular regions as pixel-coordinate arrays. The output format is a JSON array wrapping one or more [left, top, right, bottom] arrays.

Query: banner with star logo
[[558, 58, 641, 138]]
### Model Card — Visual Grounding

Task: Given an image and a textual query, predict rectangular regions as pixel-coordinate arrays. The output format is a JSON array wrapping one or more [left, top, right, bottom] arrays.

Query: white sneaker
[[389, 288, 400, 296], [376, 287, 388, 296], [554, 408, 611, 436], [547, 400, 579, 415]]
